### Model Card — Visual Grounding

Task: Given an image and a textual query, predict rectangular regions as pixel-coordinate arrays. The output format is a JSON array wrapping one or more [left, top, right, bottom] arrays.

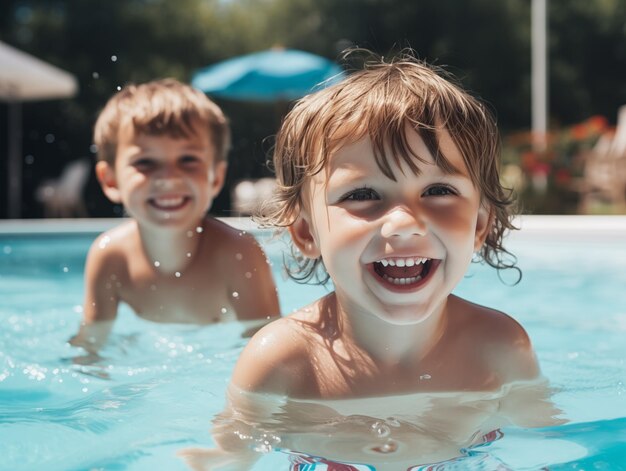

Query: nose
[[380, 207, 426, 238], [154, 165, 182, 189]]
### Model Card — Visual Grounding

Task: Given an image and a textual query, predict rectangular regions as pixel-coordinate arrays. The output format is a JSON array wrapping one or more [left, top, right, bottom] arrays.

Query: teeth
[[382, 274, 422, 285], [154, 196, 185, 208], [376, 257, 429, 266]]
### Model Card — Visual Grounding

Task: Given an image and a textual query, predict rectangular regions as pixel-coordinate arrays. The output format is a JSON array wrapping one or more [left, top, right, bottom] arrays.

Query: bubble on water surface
[[371, 421, 391, 438]]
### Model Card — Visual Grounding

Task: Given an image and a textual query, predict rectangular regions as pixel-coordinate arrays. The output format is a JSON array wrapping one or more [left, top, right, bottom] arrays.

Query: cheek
[[426, 202, 479, 238]]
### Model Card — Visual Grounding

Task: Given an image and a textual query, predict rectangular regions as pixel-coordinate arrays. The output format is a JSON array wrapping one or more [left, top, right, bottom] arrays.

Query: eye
[[342, 187, 380, 202], [131, 158, 156, 172], [179, 154, 202, 166], [423, 184, 457, 197]]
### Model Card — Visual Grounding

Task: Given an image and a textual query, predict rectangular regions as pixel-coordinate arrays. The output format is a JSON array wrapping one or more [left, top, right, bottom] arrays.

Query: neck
[[334, 291, 449, 367], [136, 220, 204, 274]]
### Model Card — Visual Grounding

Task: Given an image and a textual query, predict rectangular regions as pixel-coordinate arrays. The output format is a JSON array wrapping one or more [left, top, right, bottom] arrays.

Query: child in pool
[[233, 54, 537, 399], [180, 52, 559, 470], [71, 79, 280, 352]]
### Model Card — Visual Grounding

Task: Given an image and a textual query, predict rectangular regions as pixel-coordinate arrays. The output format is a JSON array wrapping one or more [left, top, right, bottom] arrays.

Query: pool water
[[0, 219, 625, 470]]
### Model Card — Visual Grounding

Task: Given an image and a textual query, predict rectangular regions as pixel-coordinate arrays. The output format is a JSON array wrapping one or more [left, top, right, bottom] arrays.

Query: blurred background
[[1, 0, 625, 219]]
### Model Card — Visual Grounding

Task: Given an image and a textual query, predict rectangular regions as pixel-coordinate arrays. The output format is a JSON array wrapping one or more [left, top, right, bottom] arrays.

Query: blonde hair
[[94, 78, 230, 164], [259, 51, 518, 283]]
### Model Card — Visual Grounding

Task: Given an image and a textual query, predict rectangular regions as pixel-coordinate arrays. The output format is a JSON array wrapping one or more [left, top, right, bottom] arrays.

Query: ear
[[95, 161, 122, 204], [288, 213, 321, 259], [209, 161, 227, 198], [474, 203, 494, 251]]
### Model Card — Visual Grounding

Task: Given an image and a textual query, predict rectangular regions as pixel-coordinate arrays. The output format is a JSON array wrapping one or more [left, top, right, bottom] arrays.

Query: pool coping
[[0, 215, 625, 239]]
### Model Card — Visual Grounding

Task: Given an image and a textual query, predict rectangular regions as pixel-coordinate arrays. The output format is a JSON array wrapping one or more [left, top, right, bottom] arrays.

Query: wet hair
[[258, 50, 518, 284], [94, 78, 230, 165]]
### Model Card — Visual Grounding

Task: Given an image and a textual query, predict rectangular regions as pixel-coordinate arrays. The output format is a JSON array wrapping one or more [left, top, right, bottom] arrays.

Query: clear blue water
[[0, 226, 625, 470]]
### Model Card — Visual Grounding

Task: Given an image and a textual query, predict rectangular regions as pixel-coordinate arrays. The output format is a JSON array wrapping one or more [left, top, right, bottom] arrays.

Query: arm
[[69, 236, 120, 354], [179, 321, 304, 470], [229, 233, 280, 322]]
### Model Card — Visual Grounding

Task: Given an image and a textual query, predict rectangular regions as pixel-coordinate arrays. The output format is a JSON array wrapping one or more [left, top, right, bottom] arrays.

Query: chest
[[306, 340, 499, 398], [117, 260, 237, 323]]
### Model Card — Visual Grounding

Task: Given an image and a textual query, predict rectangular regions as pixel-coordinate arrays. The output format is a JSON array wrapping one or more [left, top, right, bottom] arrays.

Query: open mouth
[[371, 256, 439, 291], [149, 196, 190, 211]]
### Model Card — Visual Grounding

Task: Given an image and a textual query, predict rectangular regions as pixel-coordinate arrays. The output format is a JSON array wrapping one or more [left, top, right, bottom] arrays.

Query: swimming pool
[[0, 216, 625, 470]]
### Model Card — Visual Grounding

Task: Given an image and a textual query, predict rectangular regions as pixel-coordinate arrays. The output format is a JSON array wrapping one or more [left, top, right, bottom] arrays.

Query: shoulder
[[450, 295, 540, 384], [231, 313, 314, 395], [85, 222, 137, 274], [202, 218, 265, 257]]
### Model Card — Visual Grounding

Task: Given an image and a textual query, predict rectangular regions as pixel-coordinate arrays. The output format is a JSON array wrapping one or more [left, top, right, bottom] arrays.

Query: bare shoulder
[[231, 311, 315, 395], [201, 217, 279, 320], [450, 295, 540, 384], [200, 218, 270, 271], [85, 221, 137, 273]]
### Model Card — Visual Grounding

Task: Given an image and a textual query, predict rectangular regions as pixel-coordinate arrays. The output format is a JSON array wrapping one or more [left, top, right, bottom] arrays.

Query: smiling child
[[233, 53, 537, 397], [71, 79, 279, 352]]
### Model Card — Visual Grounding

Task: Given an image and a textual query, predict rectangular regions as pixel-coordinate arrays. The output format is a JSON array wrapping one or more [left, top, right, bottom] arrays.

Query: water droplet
[[92, 71, 99, 79], [154, 261, 160, 267], [187, 230, 194, 238], [221, 307, 227, 314], [116, 86, 121, 91], [90, 144, 98, 153], [371, 421, 390, 438], [245, 272, 252, 279], [62, 266, 69, 273], [186, 252, 192, 258], [175, 272, 181, 278], [3, 246, 12, 254], [24, 154, 34, 165], [82, 387, 88, 393], [111, 55, 117, 62], [150, 284, 157, 291], [232, 292, 239, 299], [235, 253, 243, 260], [419, 374, 431, 380], [196, 226, 203, 233]]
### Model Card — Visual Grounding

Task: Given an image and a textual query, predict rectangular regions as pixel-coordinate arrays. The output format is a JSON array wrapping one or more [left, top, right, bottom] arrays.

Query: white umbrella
[[0, 40, 78, 218]]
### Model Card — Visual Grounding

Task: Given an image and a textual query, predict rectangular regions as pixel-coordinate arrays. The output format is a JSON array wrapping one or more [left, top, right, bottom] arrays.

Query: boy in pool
[[71, 79, 280, 352], [180, 53, 558, 470]]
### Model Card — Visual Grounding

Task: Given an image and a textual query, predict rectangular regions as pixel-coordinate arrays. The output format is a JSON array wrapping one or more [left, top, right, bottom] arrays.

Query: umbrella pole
[[7, 101, 22, 219]]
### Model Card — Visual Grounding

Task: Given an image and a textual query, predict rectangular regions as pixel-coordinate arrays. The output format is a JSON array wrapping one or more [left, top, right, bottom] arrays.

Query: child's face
[[291, 127, 491, 324], [96, 122, 226, 230]]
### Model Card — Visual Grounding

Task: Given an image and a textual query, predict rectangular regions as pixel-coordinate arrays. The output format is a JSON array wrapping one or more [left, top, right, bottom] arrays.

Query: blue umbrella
[[191, 48, 344, 102]]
